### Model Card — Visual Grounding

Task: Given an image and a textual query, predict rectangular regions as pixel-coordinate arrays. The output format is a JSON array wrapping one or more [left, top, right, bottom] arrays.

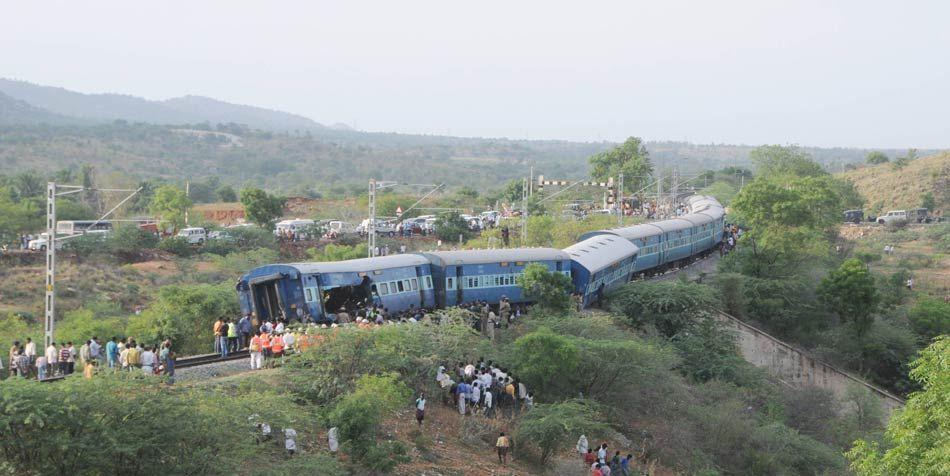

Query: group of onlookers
[[4, 336, 176, 381]]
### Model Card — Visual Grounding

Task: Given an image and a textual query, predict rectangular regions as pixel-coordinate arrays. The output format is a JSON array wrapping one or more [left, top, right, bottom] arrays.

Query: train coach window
[[373, 270, 383, 275], [447, 277, 455, 290], [500, 261, 509, 267], [397, 281, 405, 292], [515, 261, 525, 266], [305, 288, 313, 302], [380, 283, 389, 295], [411, 278, 418, 291], [556, 261, 563, 272], [403, 280, 411, 291], [425, 276, 432, 289]]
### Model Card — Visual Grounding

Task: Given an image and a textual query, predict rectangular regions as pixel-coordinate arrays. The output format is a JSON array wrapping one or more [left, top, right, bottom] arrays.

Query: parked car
[[177, 227, 208, 244], [27, 233, 64, 251], [356, 219, 396, 236], [844, 209, 864, 224]]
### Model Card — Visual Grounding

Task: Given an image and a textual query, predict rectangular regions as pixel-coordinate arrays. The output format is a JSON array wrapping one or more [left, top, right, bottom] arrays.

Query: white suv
[[176, 227, 208, 244], [877, 210, 908, 225]]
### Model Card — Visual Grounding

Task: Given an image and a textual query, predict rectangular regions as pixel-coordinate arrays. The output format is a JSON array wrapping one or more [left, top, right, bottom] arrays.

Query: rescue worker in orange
[[270, 334, 285, 359]]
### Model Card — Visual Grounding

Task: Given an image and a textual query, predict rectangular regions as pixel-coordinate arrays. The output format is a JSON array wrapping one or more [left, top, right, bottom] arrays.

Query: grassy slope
[[838, 152, 950, 213]]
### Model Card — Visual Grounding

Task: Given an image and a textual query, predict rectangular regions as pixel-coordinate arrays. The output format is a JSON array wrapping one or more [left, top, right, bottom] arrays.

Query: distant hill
[[0, 78, 323, 131], [0, 91, 84, 126], [839, 152, 950, 213]]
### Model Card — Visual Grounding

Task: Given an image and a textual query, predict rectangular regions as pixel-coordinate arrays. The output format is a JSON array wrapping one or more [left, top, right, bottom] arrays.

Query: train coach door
[[415, 266, 425, 308], [250, 276, 284, 323], [455, 263, 464, 305]]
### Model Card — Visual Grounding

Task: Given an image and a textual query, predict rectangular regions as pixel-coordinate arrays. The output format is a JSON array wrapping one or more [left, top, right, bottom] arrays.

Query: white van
[[275, 219, 316, 239], [177, 227, 208, 244]]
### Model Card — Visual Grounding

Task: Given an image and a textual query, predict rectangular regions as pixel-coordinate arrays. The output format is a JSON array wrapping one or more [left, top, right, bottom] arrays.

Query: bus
[[56, 220, 114, 236]]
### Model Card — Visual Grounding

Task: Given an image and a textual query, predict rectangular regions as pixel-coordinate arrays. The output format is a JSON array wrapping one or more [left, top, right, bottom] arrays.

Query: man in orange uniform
[[260, 330, 272, 358], [270, 334, 285, 359]]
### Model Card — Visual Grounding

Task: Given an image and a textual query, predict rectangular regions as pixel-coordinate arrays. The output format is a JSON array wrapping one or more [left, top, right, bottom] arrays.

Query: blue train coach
[[564, 235, 639, 306], [237, 254, 436, 323], [422, 249, 571, 307]]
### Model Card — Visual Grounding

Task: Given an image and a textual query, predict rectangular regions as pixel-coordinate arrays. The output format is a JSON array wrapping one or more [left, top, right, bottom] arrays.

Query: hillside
[[0, 91, 83, 126], [0, 78, 323, 131], [839, 152, 950, 213]]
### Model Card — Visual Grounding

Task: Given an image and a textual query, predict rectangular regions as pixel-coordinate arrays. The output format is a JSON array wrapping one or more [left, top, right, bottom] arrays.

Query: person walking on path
[[415, 393, 426, 427], [577, 434, 589, 459], [496, 432, 511, 465]]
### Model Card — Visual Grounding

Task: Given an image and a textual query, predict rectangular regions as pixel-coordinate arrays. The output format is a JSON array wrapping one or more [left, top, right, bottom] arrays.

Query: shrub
[[157, 236, 193, 256], [515, 400, 609, 463], [609, 281, 720, 337], [434, 211, 474, 243], [307, 243, 365, 262], [108, 225, 160, 261], [511, 328, 579, 396], [327, 373, 411, 472], [126, 283, 238, 355], [907, 298, 950, 341]]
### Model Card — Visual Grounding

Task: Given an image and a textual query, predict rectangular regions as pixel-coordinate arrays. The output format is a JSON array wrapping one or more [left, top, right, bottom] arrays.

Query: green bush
[[307, 243, 365, 262], [515, 400, 608, 463], [907, 298, 950, 341], [158, 236, 193, 256], [107, 225, 160, 261], [511, 327, 579, 396], [435, 211, 474, 243], [609, 281, 720, 337], [327, 373, 411, 472], [0, 377, 299, 475], [126, 283, 239, 355]]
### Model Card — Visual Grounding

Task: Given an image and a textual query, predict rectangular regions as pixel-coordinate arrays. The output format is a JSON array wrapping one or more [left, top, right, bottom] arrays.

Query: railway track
[[36, 349, 250, 382]]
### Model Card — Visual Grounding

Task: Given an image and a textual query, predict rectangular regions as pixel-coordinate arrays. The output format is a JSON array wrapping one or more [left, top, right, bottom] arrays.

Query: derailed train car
[[237, 195, 726, 322]]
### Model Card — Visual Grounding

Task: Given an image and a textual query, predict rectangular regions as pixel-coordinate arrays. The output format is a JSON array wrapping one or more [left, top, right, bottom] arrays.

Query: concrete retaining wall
[[714, 312, 905, 419]]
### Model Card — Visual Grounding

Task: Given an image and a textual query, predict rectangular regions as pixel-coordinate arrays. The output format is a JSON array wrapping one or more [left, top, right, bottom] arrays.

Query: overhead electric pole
[[368, 179, 377, 257], [44, 182, 139, 348]]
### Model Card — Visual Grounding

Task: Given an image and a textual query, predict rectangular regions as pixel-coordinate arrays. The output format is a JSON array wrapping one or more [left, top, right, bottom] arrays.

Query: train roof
[[249, 254, 432, 278], [563, 235, 639, 274], [423, 248, 568, 266]]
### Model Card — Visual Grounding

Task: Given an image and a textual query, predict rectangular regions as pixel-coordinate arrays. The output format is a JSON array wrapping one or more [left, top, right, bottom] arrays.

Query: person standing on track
[[415, 393, 426, 427]]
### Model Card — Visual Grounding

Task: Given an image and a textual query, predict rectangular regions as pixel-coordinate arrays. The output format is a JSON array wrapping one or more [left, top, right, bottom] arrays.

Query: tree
[[239, 188, 285, 228], [588, 137, 653, 191], [865, 151, 890, 165], [434, 211, 473, 242], [512, 328, 579, 396], [216, 185, 238, 202], [749, 145, 826, 178], [149, 185, 192, 231], [126, 283, 238, 355], [308, 243, 365, 262], [515, 400, 609, 463], [108, 224, 160, 261], [12, 170, 44, 199], [847, 337, 949, 475], [517, 262, 572, 311], [921, 192, 936, 211], [818, 259, 880, 335]]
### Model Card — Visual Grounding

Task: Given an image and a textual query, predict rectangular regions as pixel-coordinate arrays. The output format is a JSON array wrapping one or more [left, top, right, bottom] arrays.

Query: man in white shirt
[[45, 343, 58, 376], [89, 337, 102, 363], [24, 338, 36, 365], [141, 347, 156, 374]]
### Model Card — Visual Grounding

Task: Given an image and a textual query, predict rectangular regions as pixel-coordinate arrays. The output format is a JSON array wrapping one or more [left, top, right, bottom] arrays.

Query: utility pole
[[617, 173, 624, 226], [367, 179, 377, 258], [529, 166, 534, 197], [520, 177, 528, 246], [656, 173, 663, 207], [671, 167, 679, 206], [184, 180, 190, 226], [44, 183, 56, 349]]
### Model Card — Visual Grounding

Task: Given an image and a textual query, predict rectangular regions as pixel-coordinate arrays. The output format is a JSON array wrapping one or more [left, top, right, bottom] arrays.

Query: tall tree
[[239, 188, 285, 228], [588, 137, 653, 192], [749, 145, 826, 178], [865, 151, 889, 165], [847, 337, 949, 475], [149, 185, 192, 231], [818, 258, 880, 335]]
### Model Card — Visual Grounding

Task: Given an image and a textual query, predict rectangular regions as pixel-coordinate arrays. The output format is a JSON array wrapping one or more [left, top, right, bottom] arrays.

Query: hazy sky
[[3, 1, 949, 148]]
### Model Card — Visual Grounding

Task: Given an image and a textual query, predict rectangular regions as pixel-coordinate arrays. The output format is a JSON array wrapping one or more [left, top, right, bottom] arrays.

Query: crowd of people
[[577, 435, 638, 476], [719, 224, 744, 257], [4, 336, 177, 381], [431, 358, 534, 421]]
